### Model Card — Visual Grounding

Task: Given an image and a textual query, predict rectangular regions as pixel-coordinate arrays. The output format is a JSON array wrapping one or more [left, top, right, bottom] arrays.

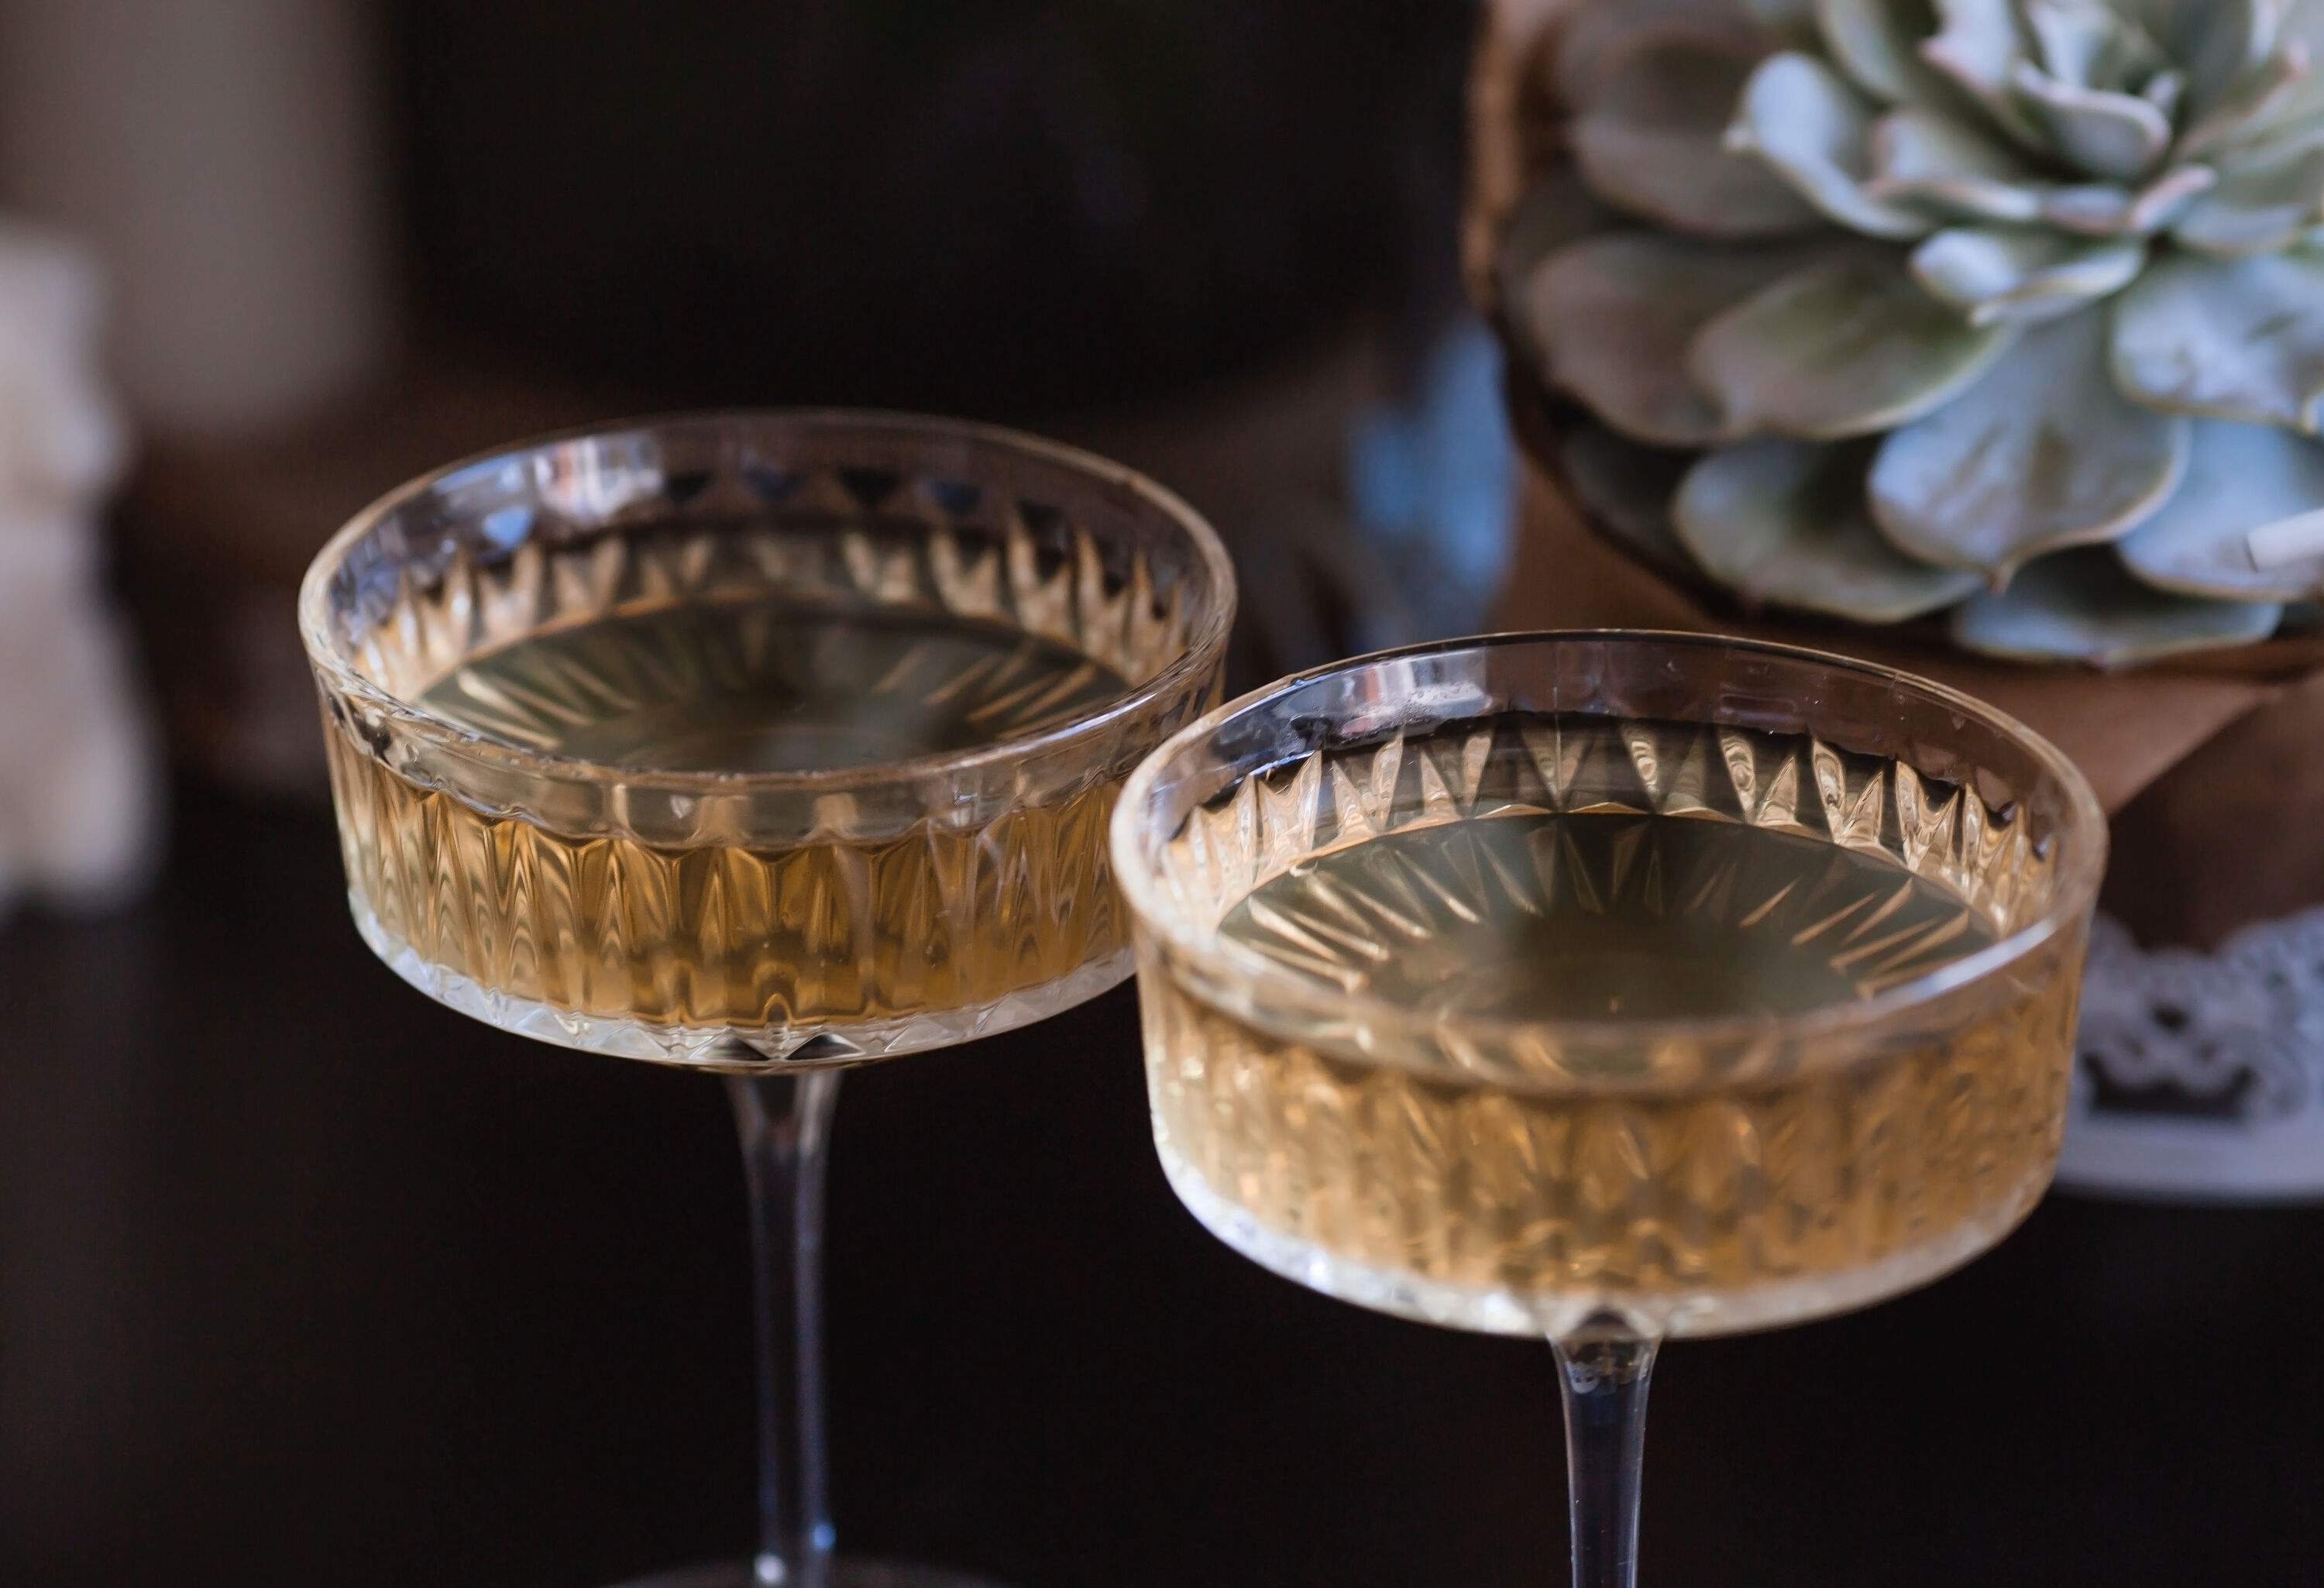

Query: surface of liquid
[[327, 593, 1136, 1064], [417, 600, 1125, 773], [1143, 720, 2082, 1338], [1219, 813, 1996, 1023]]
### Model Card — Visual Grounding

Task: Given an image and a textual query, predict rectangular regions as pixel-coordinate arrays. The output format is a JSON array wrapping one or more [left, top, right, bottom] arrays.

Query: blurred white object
[[2061, 913, 2324, 1201], [0, 0, 389, 434], [2250, 510, 2324, 571], [0, 222, 156, 913]]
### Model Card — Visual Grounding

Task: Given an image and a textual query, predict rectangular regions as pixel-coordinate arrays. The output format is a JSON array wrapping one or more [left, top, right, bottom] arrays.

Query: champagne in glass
[[301, 413, 1236, 1588], [337, 593, 1137, 1043], [1112, 634, 2103, 1585]]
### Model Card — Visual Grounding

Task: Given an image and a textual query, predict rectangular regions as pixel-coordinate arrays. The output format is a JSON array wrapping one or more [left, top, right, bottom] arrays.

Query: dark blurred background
[[2, 5, 2321, 1587], [397, 0, 1464, 412], [0, 0, 1500, 809]]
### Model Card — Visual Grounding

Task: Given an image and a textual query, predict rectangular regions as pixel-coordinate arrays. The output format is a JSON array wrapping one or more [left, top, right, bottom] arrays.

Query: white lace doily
[[2061, 909, 2324, 1199]]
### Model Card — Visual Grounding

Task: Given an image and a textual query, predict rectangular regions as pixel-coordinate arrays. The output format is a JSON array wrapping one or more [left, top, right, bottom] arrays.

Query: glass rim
[[1109, 628, 2110, 1060], [297, 407, 1239, 796]]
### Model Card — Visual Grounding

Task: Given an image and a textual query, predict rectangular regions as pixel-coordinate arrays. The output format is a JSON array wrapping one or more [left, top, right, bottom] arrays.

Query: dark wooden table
[[6, 784, 2321, 1587]]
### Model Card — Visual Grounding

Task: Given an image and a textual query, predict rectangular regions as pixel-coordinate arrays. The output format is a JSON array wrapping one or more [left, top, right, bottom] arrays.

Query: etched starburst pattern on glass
[[1115, 638, 2103, 1341], [304, 414, 1235, 1067], [1221, 807, 2001, 1019]]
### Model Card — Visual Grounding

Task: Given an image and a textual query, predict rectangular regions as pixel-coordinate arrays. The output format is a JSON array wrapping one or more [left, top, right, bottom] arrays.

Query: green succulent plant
[[1502, 0, 2324, 664]]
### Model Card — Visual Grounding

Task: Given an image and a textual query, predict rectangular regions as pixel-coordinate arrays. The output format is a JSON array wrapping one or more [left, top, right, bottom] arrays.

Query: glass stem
[[728, 1069, 844, 1588], [1550, 1323, 1661, 1588]]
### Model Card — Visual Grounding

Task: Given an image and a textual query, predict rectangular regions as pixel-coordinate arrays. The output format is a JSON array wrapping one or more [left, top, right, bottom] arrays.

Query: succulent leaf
[[1576, 38, 1827, 238], [2148, 0, 2281, 117], [1910, 226, 2147, 321], [1675, 439, 1986, 618], [2141, 67, 2188, 120], [2274, 0, 2324, 126], [2112, 249, 2324, 430], [2116, 420, 2324, 596], [1741, 0, 1830, 47], [2174, 40, 2315, 157], [1868, 105, 2052, 220], [2012, 60, 2176, 177], [1924, 0, 2047, 144], [2042, 164, 2219, 231], [1871, 308, 2191, 576], [2027, 0, 2168, 89], [1556, 425, 1706, 579], [1519, 232, 1831, 445], [1730, 53, 1942, 237], [1553, 0, 1771, 112], [2172, 138, 2324, 254], [1817, 0, 1946, 101], [1496, 170, 1624, 339], [1951, 546, 2282, 661], [2243, 108, 2324, 162], [1508, 0, 2324, 662], [1690, 248, 2020, 438]]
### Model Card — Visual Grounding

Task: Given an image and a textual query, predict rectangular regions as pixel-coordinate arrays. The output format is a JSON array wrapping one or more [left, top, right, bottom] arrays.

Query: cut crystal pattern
[[306, 415, 1232, 1068], [1158, 714, 2055, 973], [339, 464, 1206, 713], [1126, 695, 2092, 1338]]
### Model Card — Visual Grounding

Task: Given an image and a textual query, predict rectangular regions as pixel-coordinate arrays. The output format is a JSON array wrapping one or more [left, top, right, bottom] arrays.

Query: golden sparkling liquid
[[1148, 787, 2079, 1338], [324, 596, 1130, 1054]]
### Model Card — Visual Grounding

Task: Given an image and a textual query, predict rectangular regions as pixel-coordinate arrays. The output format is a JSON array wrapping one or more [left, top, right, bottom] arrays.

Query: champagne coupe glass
[[1111, 631, 2105, 1588], [298, 411, 1235, 1588]]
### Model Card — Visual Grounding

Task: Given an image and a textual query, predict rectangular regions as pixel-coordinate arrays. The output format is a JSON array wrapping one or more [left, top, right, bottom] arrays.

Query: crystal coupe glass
[[299, 412, 1235, 1588], [1111, 632, 2105, 1588]]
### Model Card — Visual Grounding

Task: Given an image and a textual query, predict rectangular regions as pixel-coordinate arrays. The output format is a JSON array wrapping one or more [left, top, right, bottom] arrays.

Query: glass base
[[614, 1559, 1006, 1588]]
